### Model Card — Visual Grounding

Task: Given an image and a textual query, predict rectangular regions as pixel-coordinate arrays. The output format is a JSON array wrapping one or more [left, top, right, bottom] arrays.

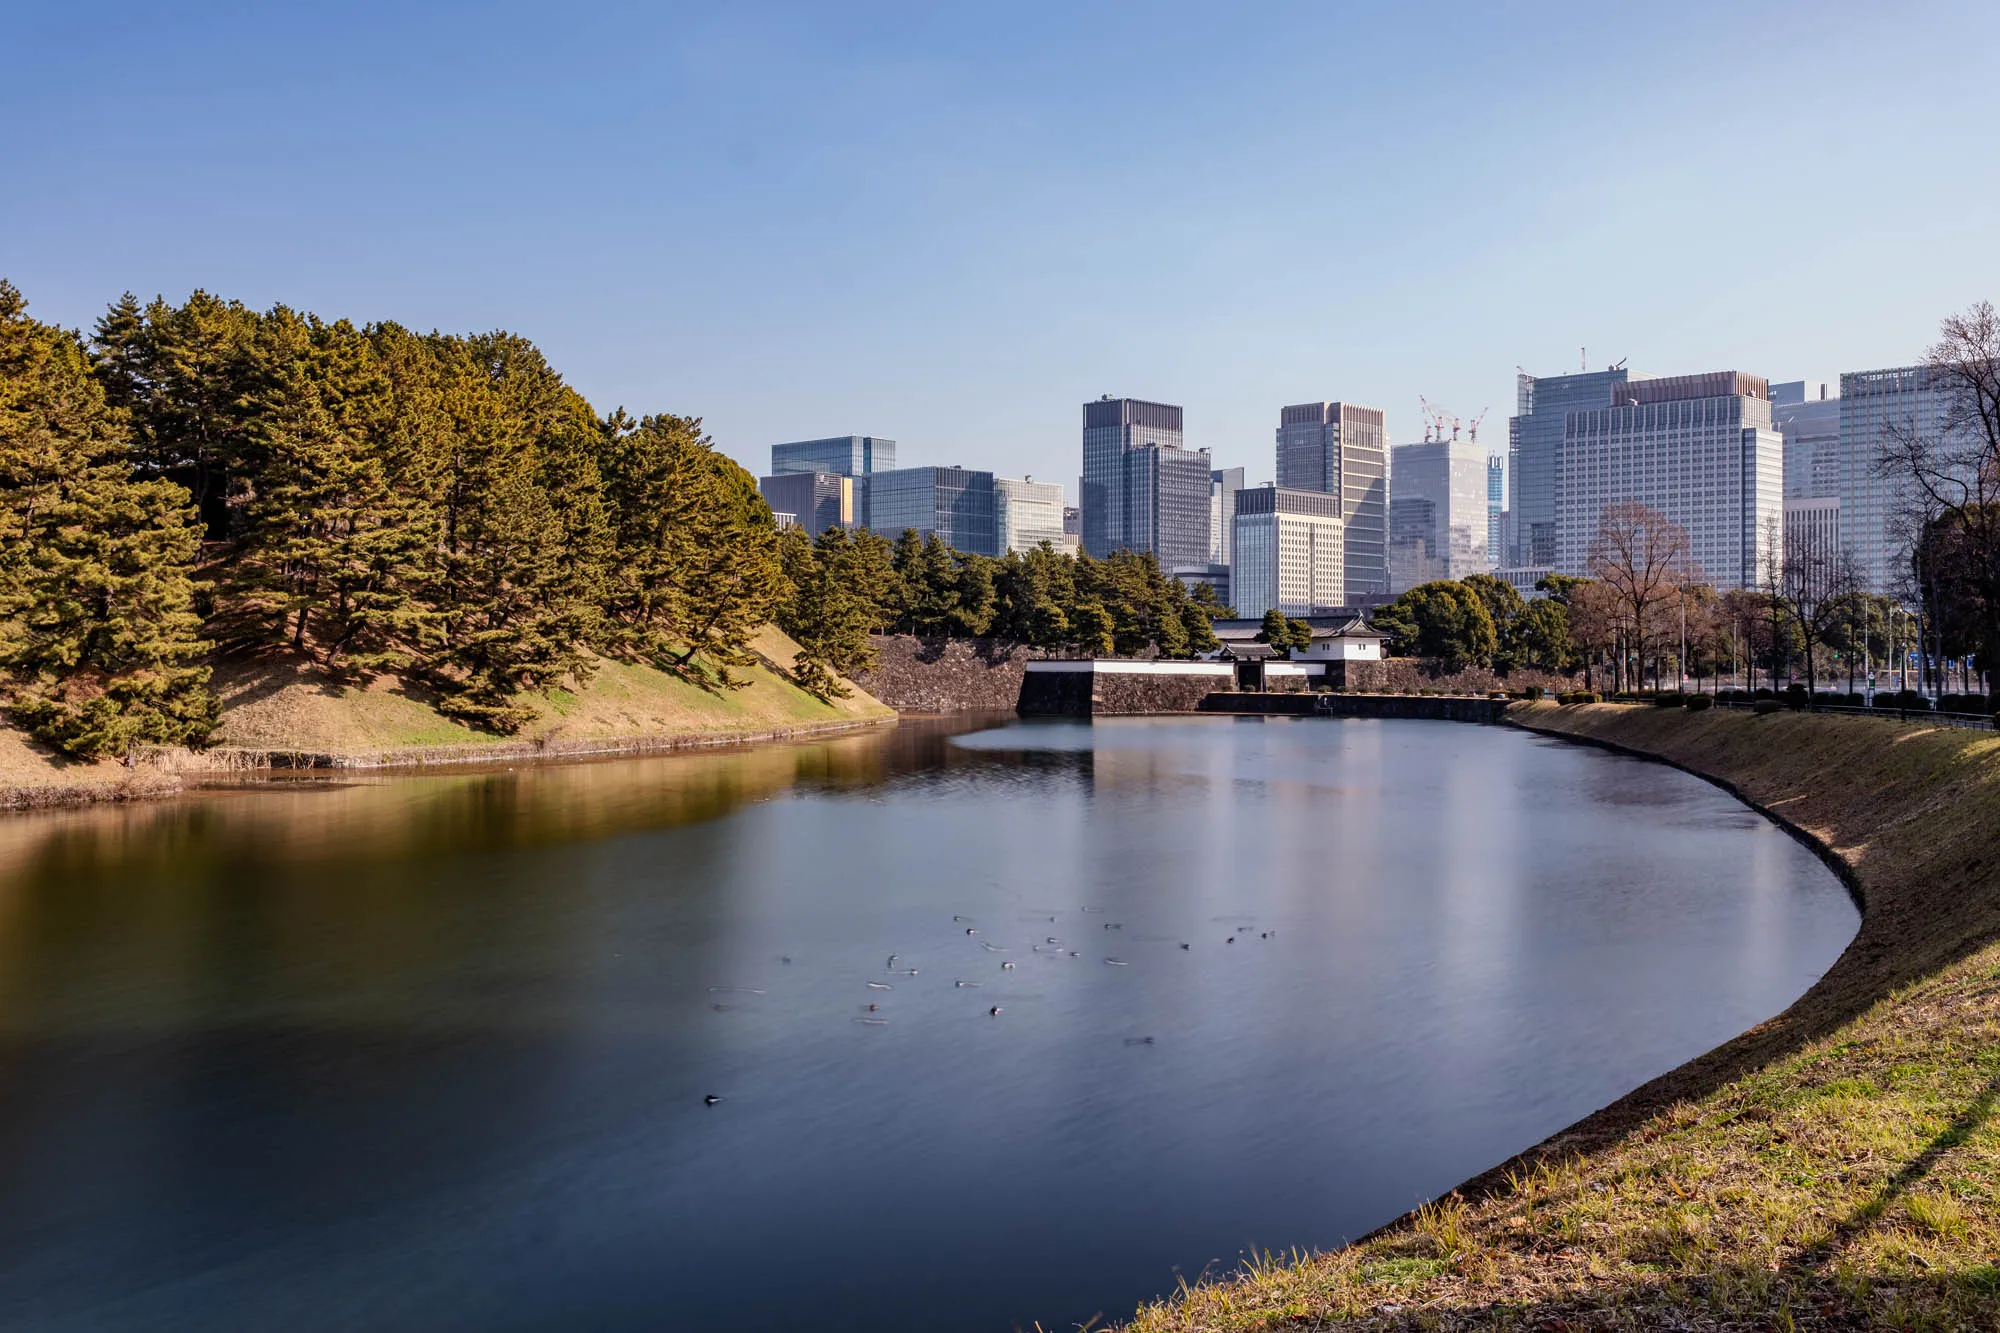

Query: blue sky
[[8, 2, 1999, 490]]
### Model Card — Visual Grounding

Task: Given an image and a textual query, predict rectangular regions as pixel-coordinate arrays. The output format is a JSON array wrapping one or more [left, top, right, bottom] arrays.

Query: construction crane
[[1465, 407, 1489, 443], [1418, 395, 1458, 443]]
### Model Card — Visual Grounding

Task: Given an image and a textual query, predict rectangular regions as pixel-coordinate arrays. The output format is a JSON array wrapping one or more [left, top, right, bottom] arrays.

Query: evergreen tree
[[596, 411, 778, 687], [949, 552, 997, 637], [426, 335, 607, 728], [776, 526, 886, 698], [228, 313, 439, 673], [1069, 600, 1115, 657], [0, 282, 216, 756], [92, 289, 261, 537]]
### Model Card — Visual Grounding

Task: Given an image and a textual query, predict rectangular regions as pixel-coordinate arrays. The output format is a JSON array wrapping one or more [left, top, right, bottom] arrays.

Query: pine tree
[[423, 334, 607, 729], [1, 282, 216, 756], [949, 552, 996, 637], [775, 527, 881, 699], [228, 314, 441, 674], [92, 290, 260, 538], [596, 412, 778, 688]]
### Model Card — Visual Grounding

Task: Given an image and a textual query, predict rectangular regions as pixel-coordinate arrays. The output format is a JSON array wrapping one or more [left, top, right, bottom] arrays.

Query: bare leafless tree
[[1588, 501, 1694, 690], [1877, 300, 2000, 694], [1781, 542, 1862, 701]]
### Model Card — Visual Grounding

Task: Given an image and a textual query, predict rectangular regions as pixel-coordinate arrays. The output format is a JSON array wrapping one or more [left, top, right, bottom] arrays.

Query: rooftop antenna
[[1580, 346, 1587, 372]]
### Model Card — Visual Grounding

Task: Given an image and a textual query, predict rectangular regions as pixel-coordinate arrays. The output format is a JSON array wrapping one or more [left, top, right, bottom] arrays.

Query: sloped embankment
[[3, 627, 892, 805], [1126, 703, 2000, 1331]]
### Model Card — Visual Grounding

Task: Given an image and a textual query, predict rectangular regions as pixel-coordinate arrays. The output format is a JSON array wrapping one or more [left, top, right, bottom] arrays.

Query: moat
[[0, 715, 1856, 1332]]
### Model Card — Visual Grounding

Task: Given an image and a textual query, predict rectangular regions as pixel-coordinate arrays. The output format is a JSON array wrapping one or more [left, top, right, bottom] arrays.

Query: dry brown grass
[[0, 726, 179, 808], [1125, 705, 2000, 1332], [3, 627, 892, 802], [204, 626, 892, 764]]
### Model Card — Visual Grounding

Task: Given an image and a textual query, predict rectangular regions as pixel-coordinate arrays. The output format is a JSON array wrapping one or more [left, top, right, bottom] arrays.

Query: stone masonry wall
[[851, 636, 1030, 712]]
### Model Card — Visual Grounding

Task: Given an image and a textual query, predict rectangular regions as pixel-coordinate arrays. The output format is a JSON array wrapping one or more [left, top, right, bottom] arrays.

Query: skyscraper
[[1208, 466, 1244, 566], [1559, 371, 1782, 591], [1486, 455, 1505, 567], [864, 466, 998, 556], [771, 435, 895, 477], [1773, 380, 1842, 501], [1387, 438, 1490, 592], [1079, 396, 1210, 566], [1273, 402, 1387, 600], [1122, 440, 1213, 571], [1509, 367, 1633, 568], [1836, 366, 1968, 594], [1232, 486, 1345, 621]]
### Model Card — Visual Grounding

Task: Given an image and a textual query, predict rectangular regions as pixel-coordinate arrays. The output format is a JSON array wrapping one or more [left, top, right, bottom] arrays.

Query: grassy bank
[[2, 627, 892, 807], [1128, 703, 2000, 1332]]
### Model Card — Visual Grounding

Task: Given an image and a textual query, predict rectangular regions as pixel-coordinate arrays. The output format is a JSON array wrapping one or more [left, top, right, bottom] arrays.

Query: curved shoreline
[[1131, 702, 2000, 1330]]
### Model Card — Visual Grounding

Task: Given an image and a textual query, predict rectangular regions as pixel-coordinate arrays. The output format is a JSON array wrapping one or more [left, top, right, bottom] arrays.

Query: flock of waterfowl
[[700, 905, 1275, 1107]]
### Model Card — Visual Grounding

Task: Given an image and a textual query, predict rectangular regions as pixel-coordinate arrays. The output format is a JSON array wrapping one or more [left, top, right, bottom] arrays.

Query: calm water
[[0, 716, 1854, 1332]]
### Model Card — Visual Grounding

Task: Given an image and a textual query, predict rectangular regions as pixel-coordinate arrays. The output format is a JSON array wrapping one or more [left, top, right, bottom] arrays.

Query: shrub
[[1686, 693, 1714, 711], [1524, 684, 1545, 701], [1653, 690, 1685, 707], [1559, 690, 1600, 705], [1753, 687, 1776, 701], [1753, 699, 1783, 715]]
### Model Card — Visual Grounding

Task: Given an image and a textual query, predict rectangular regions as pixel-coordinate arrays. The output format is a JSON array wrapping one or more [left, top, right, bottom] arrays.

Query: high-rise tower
[[1274, 402, 1387, 600], [1079, 396, 1209, 566]]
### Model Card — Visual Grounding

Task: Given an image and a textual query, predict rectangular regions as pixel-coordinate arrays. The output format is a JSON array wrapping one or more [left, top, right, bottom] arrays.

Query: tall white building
[[1783, 495, 1842, 572], [1838, 365, 1961, 594], [993, 475, 1066, 555], [1559, 371, 1782, 591], [1387, 438, 1490, 592], [1231, 485, 1344, 621]]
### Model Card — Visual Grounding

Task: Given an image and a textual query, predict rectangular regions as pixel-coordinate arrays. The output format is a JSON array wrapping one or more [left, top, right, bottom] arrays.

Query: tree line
[[0, 281, 1222, 758], [1371, 508, 1917, 696], [775, 528, 1221, 695]]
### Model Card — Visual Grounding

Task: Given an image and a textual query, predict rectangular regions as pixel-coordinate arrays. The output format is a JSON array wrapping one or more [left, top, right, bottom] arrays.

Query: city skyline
[[7, 4, 1998, 490]]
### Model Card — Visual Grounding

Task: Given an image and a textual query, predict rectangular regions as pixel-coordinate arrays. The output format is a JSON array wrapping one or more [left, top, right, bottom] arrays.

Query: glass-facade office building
[[1078, 397, 1210, 567], [1772, 381, 1842, 501], [864, 466, 998, 557], [758, 472, 854, 536], [771, 435, 895, 477], [1209, 466, 1244, 567], [1509, 368, 1631, 568], [1837, 366, 1960, 594], [1389, 438, 1491, 590], [1122, 442, 1212, 571], [1486, 454, 1505, 566], [1273, 401, 1387, 601]]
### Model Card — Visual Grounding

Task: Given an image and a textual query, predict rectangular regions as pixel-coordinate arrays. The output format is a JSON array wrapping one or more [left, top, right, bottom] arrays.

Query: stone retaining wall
[[1018, 662, 1232, 716], [851, 636, 1029, 712], [1199, 693, 1509, 723]]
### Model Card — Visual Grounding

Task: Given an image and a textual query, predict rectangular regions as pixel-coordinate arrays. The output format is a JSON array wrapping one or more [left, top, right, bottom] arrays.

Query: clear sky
[[8, 2, 1999, 491]]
